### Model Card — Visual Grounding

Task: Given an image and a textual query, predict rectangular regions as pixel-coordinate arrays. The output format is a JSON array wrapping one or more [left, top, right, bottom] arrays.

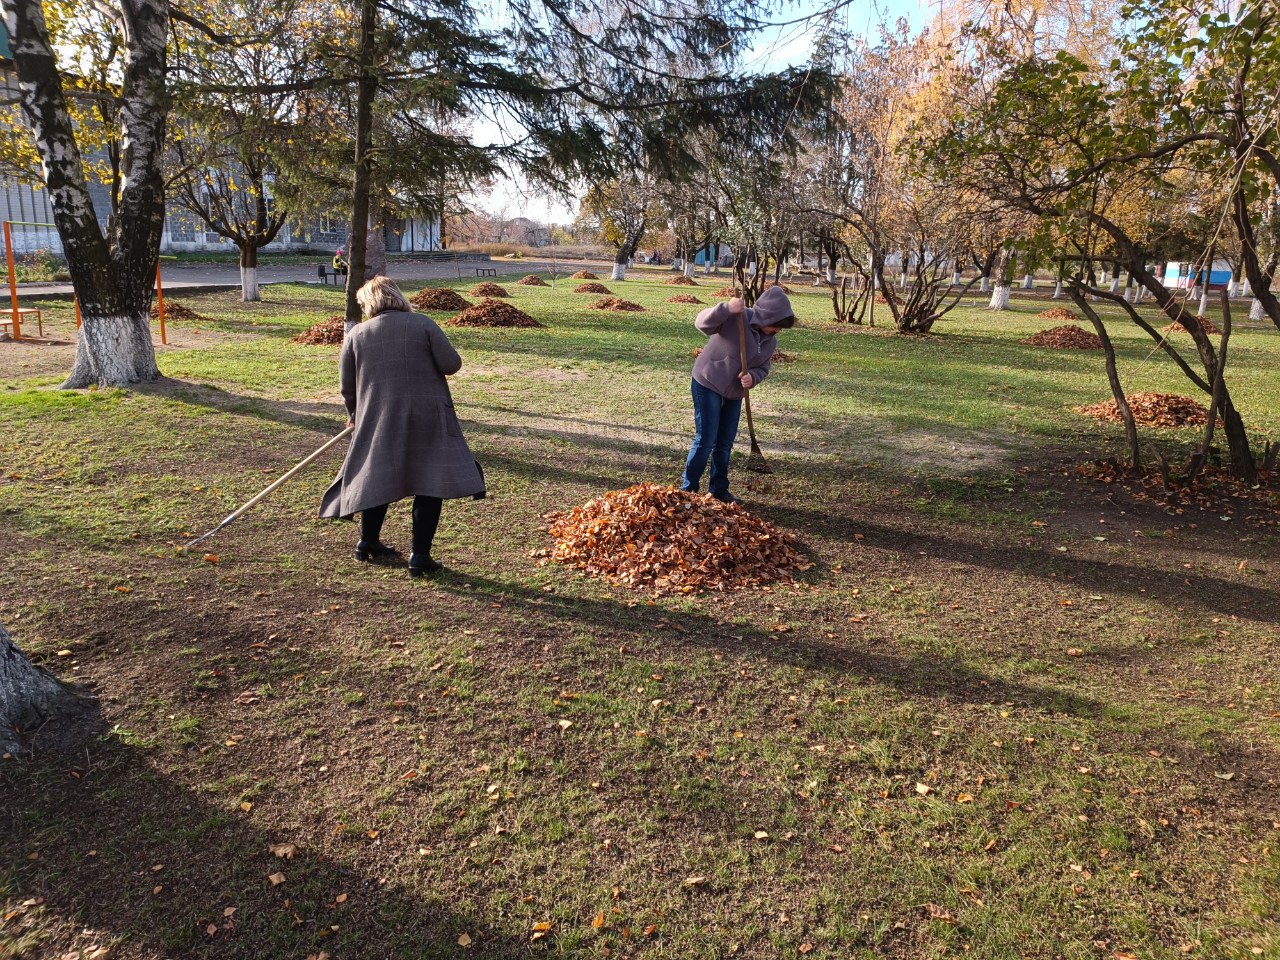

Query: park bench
[[0, 307, 44, 339], [474, 267, 497, 277], [317, 264, 346, 285]]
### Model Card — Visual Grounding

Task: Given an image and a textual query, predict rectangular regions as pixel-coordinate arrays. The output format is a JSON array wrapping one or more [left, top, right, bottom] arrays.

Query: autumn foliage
[[1020, 325, 1103, 349], [411, 288, 472, 312], [292, 316, 347, 345], [589, 298, 646, 312], [447, 299, 543, 328], [1076, 393, 1214, 429], [536, 483, 811, 594], [470, 283, 510, 298]]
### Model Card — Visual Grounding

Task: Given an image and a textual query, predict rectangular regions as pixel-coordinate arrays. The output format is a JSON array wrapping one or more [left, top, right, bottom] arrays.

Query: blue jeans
[[681, 378, 742, 498]]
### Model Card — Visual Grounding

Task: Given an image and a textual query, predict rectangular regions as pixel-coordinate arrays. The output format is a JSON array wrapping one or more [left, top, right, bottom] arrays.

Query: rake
[[736, 308, 772, 474], [178, 425, 354, 554]]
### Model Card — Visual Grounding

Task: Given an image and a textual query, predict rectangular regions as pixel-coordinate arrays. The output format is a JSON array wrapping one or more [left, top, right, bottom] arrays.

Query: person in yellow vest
[[333, 248, 348, 275]]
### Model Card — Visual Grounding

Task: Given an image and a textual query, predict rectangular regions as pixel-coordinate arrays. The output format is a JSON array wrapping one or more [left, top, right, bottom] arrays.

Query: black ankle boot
[[408, 553, 443, 577], [355, 540, 400, 562]]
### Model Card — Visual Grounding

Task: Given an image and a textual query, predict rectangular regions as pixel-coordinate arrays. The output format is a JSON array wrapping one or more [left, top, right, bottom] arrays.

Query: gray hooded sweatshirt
[[691, 285, 793, 400]]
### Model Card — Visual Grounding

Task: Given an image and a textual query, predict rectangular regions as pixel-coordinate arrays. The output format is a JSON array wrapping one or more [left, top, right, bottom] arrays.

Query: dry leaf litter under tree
[[1075, 392, 1214, 429], [667, 294, 704, 305], [534, 483, 811, 594], [447, 299, 543, 328], [1037, 307, 1083, 323], [516, 274, 549, 286], [1020, 325, 1103, 349], [469, 282, 510, 298], [1162, 316, 1221, 336], [150, 301, 208, 323], [292, 316, 346, 345], [589, 297, 646, 312], [666, 276, 698, 286], [411, 287, 471, 312], [714, 287, 740, 297], [574, 282, 613, 294], [570, 270, 599, 280]]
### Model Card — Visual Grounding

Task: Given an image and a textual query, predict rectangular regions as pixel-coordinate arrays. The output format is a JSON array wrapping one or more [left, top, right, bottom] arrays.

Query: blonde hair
[[356, 276, 411, 318]]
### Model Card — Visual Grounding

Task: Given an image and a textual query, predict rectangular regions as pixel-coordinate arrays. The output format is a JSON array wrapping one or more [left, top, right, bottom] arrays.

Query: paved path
[[14, 256, 607, 298]]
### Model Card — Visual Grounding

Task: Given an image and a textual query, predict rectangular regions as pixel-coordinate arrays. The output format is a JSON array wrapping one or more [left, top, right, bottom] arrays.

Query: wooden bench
[[0, 308, 43, 339]]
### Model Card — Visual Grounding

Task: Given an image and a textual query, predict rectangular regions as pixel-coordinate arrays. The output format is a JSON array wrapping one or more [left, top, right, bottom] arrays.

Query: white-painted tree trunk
[[683, 260, 695, 279], [900, 270, 908, 289], [1052, 279, 1063, 299], [980, 276, 990, 293], [1021, 274, 1033, 289], [1109, 276, 1120, 293], [241, 265, 259, 302], [826, 266, 837, 285], [611, 263, 626, 281], [63, 312, 160, 389], [1240, 279, 1252, 297], [1198, 288, 1210, 317], [951, 269, 962, 286], [1250, 298, 1265, 321], [989, 283, 1011, 310], [1123, 285, 1134, 302]]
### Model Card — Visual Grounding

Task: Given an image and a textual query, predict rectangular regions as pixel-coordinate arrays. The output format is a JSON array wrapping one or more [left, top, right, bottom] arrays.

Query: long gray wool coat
[[320, 310, 485, 518]]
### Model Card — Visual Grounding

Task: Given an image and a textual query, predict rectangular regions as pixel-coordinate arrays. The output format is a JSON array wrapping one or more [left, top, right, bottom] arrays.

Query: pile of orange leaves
[[589, 297, 646, 312], [535, 483, 811, 594], [292, 316, 346, 345], [1075, 392, 1213, 429], [410, 287, 471, 312], [1020, 325, 1102, 349], [447, 299, 542, 328]]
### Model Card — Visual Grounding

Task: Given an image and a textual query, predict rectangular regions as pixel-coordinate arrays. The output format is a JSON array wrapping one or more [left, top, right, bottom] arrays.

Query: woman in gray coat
[[320, 277, 485, 576]]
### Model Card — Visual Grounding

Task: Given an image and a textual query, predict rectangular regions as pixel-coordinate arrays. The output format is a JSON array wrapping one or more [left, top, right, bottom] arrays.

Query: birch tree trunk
[[3, 0, 167, 388]]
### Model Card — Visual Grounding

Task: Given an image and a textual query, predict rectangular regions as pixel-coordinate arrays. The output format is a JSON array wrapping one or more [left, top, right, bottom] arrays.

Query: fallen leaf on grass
[[924, 903, 958, 925], [684, 876, 707, 888], [457, 933, 472, 947], [915, 783, 933, 795], [268, 872, 286, 886], [956, 793, 974, 803], [530, 921, 553, 941], [334, 893, 348, 904], [592, 912, 605, 929], [269, 844, 296, 859], [1214, 772, 1235, 781], [203, 554, 219, 564]]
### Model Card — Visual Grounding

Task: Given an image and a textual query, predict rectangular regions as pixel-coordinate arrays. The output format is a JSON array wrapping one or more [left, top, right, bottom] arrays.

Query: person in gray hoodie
[[681, 285, 795, 502]]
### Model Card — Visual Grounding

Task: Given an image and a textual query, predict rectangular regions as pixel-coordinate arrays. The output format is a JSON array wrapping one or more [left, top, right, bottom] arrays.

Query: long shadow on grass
[[0, 740, 527, 959], [432, 571, 1102, 718], [135, 379, 346, 433], [774, 499, 1280, 625]]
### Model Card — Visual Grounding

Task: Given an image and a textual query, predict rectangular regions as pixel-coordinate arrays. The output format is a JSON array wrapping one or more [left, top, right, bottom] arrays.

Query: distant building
[[0, 24, 439, 257]]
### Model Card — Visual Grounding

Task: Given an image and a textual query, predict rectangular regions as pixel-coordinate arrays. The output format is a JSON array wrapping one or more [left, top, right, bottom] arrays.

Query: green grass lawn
[[1, 273, 1278, 959]]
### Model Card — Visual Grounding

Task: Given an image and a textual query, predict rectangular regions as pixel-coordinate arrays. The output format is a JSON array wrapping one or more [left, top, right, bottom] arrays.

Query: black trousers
[[360, 496, 443, 555]]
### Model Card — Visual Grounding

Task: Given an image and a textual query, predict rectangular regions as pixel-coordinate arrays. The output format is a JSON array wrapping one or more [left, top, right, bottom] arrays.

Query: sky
[[468, 0, 932, 225]]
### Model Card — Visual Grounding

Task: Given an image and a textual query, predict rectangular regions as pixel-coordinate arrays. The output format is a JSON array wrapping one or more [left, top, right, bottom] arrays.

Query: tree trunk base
[[989, 284, 1011, 310], [61, 313, 161, 389], [610, 263, 626, 281], [1, 624, 85, 756], [241, 265, 260, 302]]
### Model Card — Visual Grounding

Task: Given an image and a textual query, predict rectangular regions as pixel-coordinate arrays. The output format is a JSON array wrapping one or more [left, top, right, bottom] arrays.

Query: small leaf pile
[[714, 287, 739, 297], [411, 287, 471, 312], [536, 483, 811, 594], [570, 270, 599, 280], [1037, 307, 1083, 323], [1020, 325, 1103, 349], [151, 301, 208, 323], [589, 297, 646, 312], [292, 316, 346, 345], [516, 274, 549, 286], [469, 282, 510, 298], [667, 294, 704, 305], [1075, 392, 1213, 428], [666, 276, 698, 286], [574, 282, 613, 294], [1162, 316, 1221, 336], [447, 299, 543, 328]]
